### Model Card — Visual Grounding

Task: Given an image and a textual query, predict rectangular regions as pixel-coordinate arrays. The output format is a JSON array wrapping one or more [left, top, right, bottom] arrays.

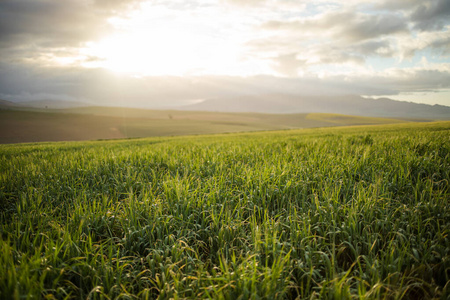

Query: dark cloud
[[262, 10, 408, 42], [411, 0, 450, 31], [429, 36, 450, 55], [375, 0, 422, 11], [341, 13, 407, 42], [375, 0, 450, 32], [0, 1, 99, 48], [351, 40, 395, 57], [0, 0, 142, 50]]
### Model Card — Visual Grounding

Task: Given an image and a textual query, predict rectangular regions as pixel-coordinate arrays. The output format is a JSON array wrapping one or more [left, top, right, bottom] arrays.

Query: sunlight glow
[[83, 4, 252, 76]]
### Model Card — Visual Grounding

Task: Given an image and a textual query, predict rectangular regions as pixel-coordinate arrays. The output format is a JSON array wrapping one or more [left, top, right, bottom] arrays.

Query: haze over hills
[[179, 94, 450, 120], [16, 99, 93, 109], [0, 99, 19, 107], [1, 95, 450, 120], [0, 99, 93, 109]]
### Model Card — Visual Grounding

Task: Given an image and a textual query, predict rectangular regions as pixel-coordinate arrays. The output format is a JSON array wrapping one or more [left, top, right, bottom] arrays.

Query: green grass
[[0, 107, 412, 144], [305, 113, 408, 125], [1, 122, 449, 299]]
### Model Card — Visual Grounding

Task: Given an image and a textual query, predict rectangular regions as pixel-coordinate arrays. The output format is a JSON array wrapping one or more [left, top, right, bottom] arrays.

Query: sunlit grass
[[305, 113, 407, 125], [1, 122, 449, 299]]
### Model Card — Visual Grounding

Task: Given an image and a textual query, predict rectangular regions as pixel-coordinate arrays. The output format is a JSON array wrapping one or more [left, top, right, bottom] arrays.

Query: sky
[[0, 0, 449, 108]]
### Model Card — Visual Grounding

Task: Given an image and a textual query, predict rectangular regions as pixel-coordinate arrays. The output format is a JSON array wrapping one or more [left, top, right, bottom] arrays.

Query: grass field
[[1, 122, 449, 299], [0, 107, 411, 144]]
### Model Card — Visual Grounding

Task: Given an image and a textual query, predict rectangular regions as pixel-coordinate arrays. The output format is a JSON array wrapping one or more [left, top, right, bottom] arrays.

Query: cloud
[[375, 0, 450, 32], [0, 0, 143, 55], [250, 10, 407, 73], [397, 26, 450, 59], [341, 13, 408, 42], [1, 59, 450, 108], [351, 39, 395, 57], [223, 0, 267, 6], [254, 4, 449, 76], [0, 1, 97, 48], [0, 0, 449, 107], [383, 68, 450, 91], [272, 53, 307, 76], [430, 36, 450, 55], [411, 0, 450, 31], [94, 0, 141, 11], [375, 0, 422, 11], [261, 10, 408, 42]]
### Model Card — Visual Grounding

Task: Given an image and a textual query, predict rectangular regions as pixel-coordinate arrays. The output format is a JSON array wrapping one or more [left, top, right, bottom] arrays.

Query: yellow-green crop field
[[1, 122, 449, 299]]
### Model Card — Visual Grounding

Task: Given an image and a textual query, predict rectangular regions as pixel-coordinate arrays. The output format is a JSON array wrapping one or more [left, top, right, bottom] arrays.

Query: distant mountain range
[[179, 94, 450, 120], [1, 95, 449, 120]]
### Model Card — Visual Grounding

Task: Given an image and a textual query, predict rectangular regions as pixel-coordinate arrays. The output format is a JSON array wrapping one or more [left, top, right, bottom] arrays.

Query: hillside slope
[[0, 107, 408, 143]]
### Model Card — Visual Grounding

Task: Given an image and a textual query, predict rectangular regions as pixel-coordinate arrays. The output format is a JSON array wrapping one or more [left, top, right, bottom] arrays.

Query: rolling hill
[[0, 106, 410, 144]]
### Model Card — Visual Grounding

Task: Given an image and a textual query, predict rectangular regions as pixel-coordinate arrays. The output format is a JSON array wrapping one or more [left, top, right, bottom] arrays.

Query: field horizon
[[0, 105, 433, 144]]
